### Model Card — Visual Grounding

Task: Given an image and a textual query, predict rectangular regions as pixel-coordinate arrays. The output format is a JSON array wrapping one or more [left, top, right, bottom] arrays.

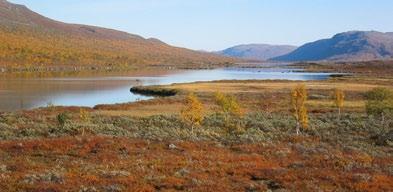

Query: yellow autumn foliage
[[215, 92, 244, 118], [0, 27, 234, 71], [79, 108, 90, 123], [333, 88, 345, 118], [291, 84, 309, 134], [180, 93, 205, 133]]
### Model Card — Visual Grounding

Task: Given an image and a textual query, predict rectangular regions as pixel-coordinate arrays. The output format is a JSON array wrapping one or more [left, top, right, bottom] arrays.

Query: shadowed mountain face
[[0, 0, 234, 69], [273, 31, 393, 62], [216, 44, 297, 61]]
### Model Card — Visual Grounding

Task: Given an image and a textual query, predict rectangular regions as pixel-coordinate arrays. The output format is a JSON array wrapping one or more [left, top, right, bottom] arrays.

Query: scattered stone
[[169, 144, 177, 149], [100, 170, 130, 178], [288, 162, 305, 169], [375, 130, 393, 146], [309, 94, 329, 100], [23, 171, 64, 184], [250, 174, 284, 191], [0, 165, 7, 173], [103, 185, 123, 192], [174, 168, 190, 177], [191, 178, 202, 186], [353, 173, 372, 182], [275, 148, 291, 157], [79, 186, 98, 192]]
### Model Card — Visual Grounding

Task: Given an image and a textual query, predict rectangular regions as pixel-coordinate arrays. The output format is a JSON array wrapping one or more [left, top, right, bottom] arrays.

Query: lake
[[0, 67, 334, 111]]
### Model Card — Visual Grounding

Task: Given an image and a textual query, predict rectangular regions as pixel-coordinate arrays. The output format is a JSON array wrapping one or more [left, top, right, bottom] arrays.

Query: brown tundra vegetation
[[0, 63, 392, 191]]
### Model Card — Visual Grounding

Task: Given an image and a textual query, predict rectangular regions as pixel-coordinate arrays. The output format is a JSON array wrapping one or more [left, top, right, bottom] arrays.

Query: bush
[[215, 92, 243, 118], [333, 88, 345, 119], [291, 84, 309, 135], [180, 93, 205, 133], [79, 108, 90, 123], [57, 112, 70, 128], [365, 88, 393, 129]]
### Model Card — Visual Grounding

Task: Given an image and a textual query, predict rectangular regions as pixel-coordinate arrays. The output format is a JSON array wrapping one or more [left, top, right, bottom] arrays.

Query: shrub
[[79, 108, 90, 135], [291, 84, 309, 135], [215, 92, 243, 118], [57, 112, 70, 128], [180, 93, 205, 133], [365, 88, 393, 128], [214, 92, 245, 135], [79, 108, 90, 123], [333, 88, 345, 120]]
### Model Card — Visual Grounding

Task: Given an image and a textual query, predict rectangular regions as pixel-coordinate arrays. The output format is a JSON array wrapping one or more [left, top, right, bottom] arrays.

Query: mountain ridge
[[216, 44, 297, 61], [0, 0, 147, 40], [273, 31, 393, 61]]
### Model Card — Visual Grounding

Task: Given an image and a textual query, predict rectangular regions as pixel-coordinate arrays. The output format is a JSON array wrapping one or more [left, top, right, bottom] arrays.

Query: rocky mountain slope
[[216, 44, 297, 61], [273, 31, 393, 61]]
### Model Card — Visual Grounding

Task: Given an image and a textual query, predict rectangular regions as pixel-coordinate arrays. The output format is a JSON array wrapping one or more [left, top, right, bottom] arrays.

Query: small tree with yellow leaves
[[291, 84, 309, 135], [333, 88, 345, 120], [181, 93, 205, 133], [79, 108, 90, 136], [79, 108, 90, 123], [215, 92, 243, 117], [215, 92, 244, 133]]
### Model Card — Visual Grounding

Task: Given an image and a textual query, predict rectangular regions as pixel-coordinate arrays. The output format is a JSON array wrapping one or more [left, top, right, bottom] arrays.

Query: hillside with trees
[[0, 0, 235, 72]]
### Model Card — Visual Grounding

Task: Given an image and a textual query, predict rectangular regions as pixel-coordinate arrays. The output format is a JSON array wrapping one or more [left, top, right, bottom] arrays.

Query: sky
[[9, 0, 393, 51]]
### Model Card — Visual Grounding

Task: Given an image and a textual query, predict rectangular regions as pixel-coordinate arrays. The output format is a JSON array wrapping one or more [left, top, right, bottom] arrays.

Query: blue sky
[[9, 0, 393, 51]]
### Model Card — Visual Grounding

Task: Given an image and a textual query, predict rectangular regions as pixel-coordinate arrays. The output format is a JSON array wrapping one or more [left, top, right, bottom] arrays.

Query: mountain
[[0, 0, 235, 71], [273, 31, 393, 62], [216, 44, 297, 61]]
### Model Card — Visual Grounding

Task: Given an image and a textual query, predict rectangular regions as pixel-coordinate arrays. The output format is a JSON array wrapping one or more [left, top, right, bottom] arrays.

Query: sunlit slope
[[0, 0, 235, 70]]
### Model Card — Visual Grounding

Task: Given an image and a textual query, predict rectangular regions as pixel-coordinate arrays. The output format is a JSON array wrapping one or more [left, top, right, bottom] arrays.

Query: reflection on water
[[0, 68, 334, 111]]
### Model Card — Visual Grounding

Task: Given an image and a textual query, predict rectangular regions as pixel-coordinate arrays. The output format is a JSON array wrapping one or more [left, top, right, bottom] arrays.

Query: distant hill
[[0, 0, 235, 71], [216, 44, 297, 61], [273, 31, 393, 61]]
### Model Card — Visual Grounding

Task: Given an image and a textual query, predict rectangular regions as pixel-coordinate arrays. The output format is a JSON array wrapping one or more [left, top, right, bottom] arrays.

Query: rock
[[169, 144, 177, 150], [79, 186, 98, 192], [174, 168, 190, 177], [309, 94, 329, 100], [288, 162, 305, 169], [103, 185, 123, 192], [44, 172, 63, 183], [191, 178, 202, 186], [375, 130, 393, 146], [353, 173, 372, 182], [0, 165, 7, 173], [100, 170, 130, 178], [23, 171, 64, 184]]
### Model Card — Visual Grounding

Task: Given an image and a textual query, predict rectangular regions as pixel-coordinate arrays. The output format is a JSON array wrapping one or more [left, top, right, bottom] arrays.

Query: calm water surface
[[0, 68, 334, 111]]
